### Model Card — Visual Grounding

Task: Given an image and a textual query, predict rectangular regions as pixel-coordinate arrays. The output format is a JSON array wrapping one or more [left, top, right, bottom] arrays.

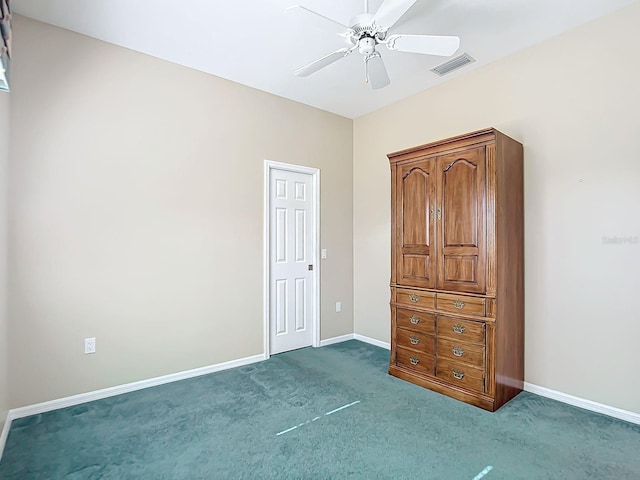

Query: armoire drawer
[[437, 317, 485, 345], [396, 308, 435, 334], [436, 293, 486, 316], [396, 328, 435, 354], [436, 357, 484, 393], [437, 337, 484, 368], [396, 288, 435, 310], [396, 347, 435, 375]]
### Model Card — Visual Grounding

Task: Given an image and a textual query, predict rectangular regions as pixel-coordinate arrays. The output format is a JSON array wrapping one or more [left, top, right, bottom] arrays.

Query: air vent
[[431, 53, 475, 76]]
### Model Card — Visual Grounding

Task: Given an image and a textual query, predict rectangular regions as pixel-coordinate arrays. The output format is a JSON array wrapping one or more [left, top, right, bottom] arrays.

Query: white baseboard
[[8, 353, 266, 422], [524, 382, 640, 425], [319, 333, 391, 351], [0, 411, 13, 463], [319, 334, 354, 347], [354, 334, 391, 350]]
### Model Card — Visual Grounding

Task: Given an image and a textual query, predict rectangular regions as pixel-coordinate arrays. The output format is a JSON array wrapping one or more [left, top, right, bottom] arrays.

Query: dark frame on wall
[[1, 0, 11, 92]]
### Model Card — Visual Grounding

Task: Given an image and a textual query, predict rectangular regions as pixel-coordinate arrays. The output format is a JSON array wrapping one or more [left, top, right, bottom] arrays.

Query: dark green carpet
[[1, 340, 639, 479]]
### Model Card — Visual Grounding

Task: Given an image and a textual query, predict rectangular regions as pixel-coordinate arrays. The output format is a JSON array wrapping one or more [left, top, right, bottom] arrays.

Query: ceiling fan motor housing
[[349, 13, 385, 55], [349, 13, 375, 33]]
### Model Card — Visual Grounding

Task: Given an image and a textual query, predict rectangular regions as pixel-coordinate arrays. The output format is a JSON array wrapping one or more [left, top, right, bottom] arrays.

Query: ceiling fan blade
[[386, 34, 460, 56], [365, 53, 390, 90], [294, 48, 352, 77], [285, 5, 351, 36], [372, 0, 419, 30]]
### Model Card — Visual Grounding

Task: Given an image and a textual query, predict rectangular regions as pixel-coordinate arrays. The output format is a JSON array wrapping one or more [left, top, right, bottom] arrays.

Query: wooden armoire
[[388, 128, 524, 411]]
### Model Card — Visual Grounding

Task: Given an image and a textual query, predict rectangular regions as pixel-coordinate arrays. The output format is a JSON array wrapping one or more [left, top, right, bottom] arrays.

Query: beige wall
[[7, 4, 639, 415], [0, 90, 8, 427], [8, 16, 353, 408], [354, 3, 640, 413]]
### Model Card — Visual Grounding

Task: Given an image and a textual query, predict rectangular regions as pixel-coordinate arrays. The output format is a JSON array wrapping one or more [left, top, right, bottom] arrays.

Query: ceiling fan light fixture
[[358, 36, 376, 55]]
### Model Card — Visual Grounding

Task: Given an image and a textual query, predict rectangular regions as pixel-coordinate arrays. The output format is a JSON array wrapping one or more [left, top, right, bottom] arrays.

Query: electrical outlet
[[84, 337, 96, 354], [336, 301, 342, 313]]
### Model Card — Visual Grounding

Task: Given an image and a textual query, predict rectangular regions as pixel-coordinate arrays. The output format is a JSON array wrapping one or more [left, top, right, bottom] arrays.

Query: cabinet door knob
[[452, 369, 465, 380], [437, 207, 442, 220], [452, 346, 465, 357], [409, 336, 420, 345], [409, 294, 420, 303], [410, 357, 420, 366], [409, 315, 420, 325]]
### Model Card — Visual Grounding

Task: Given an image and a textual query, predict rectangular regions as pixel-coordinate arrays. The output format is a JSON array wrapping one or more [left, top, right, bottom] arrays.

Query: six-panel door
[[269, 168, 315, 354]]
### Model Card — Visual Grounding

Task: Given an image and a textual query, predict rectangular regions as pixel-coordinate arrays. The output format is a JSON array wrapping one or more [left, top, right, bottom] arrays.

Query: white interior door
[[268, 166, 316, 354]]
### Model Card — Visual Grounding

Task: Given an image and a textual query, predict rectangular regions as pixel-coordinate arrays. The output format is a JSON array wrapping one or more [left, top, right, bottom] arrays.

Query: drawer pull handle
[[410, 336, 420, 345], [452, 300, 466, 310], [452, 346, 465, 357], [409, 315, 420, 325], [410, 357, 420, 366], [452, 369, 465, 380], [452, 324, 466, 334], [409, 294, 420, 303]]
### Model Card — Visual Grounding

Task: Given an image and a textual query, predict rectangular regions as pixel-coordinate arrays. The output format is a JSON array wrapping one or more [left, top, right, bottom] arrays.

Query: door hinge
[[308, 264, 313, 271]]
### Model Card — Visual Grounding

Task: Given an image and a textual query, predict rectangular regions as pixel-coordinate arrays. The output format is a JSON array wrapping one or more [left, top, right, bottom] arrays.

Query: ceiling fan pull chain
[[364, 56, 369, 84]]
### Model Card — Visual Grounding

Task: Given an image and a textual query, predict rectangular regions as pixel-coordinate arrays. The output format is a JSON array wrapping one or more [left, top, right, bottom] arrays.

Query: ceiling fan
[[286, 0, 460, 89]]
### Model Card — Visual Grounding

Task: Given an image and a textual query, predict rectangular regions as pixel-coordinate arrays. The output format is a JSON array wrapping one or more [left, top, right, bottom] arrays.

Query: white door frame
[[263, 160, 320, 358]]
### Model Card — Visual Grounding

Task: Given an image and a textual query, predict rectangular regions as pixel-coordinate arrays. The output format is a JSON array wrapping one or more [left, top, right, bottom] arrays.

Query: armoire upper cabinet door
[[397, 160, 437, 288], [437, 147, 487, 293]]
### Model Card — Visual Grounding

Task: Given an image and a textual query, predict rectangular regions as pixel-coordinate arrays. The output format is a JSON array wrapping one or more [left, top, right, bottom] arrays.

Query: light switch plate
[[84, 337, 96, 354]]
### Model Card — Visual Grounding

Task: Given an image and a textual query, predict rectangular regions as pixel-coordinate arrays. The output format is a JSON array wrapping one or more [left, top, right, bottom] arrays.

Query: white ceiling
[[13, 0, 639, 118]]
